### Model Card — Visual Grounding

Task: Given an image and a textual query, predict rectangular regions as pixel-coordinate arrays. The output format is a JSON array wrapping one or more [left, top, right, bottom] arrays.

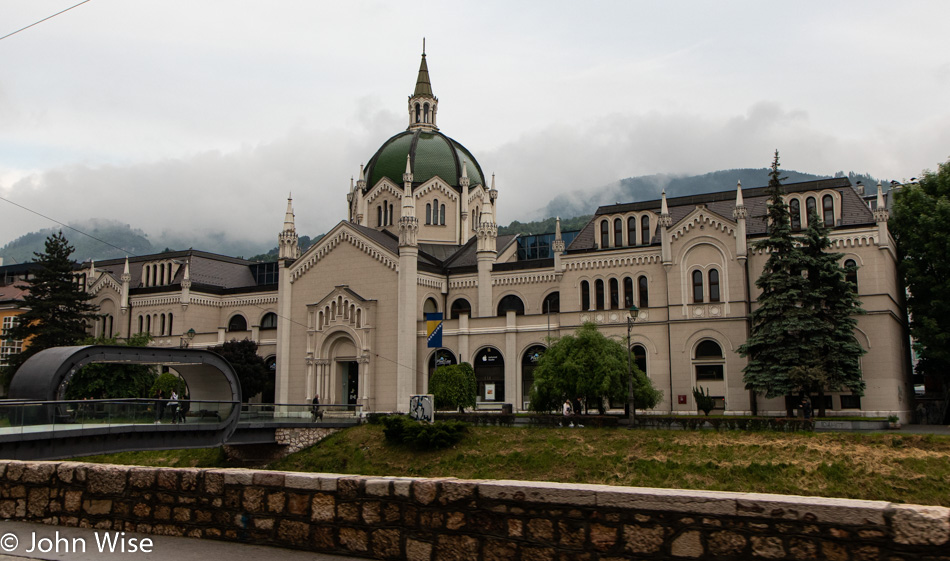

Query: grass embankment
[[270, 425, 950, 506], [75, 447, 228, 468], [75, 425, 950, 506]]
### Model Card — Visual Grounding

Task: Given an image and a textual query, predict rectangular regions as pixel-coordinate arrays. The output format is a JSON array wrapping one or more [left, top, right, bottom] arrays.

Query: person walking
[[563, 398, 573, 427], [311, 394, 322, 422], [153, 390, 164, 424], [169, 391, 180, 424]]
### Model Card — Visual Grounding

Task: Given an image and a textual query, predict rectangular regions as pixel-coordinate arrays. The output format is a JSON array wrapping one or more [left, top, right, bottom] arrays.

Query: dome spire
[[407, 44, 438, 131]]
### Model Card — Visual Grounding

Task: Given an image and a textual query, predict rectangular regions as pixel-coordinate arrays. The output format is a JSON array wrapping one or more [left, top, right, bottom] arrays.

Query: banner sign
[[426, 313, 443, 348]]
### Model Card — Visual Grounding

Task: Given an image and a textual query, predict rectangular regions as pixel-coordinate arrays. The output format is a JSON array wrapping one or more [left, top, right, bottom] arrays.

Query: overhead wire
[[0, 0, 93, 43]]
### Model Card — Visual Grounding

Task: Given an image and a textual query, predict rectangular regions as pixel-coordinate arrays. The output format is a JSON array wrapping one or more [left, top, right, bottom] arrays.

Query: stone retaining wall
[[0, 460, 947, 560]]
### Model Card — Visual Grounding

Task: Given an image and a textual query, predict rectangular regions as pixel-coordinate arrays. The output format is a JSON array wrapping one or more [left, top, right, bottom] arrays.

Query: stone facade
[[0, 460, 947, 560]]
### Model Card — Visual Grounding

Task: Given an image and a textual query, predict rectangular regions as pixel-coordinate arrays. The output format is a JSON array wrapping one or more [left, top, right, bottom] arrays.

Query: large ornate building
[[77, 52, 913, 419]]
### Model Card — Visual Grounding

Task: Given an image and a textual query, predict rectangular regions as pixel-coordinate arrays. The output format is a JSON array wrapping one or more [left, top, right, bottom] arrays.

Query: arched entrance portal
[[321, 333, 362, 406], [474, 347, 504, 403], [521, 345, 545, 410]]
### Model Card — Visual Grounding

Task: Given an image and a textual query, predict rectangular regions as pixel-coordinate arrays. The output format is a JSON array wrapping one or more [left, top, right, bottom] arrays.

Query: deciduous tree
[[529, 322, 661, 414], [210, 339, 269, 402], [890, 158, 950, 387], [65, 333, 156, 399], [429, 362, 477, 412]]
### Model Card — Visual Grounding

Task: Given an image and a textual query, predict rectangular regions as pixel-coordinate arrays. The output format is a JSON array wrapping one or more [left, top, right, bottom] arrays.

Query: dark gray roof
[[442, 234, 518, 271], [570, 178, 872, 251]]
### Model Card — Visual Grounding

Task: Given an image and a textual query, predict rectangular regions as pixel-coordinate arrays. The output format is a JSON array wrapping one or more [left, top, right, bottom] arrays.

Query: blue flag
[[426, 312, 443, 348]]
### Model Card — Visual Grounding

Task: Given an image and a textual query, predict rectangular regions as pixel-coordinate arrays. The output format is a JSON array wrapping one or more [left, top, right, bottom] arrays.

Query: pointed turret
[[120, 257, 131, 313], [659, 189, 673, 267], [279, 194, 300, 260], [399, 155, 418, 247], [87, 260, 96, 287], [180, 260, 192, 309], [733, 181, 748, 260], [407, 44, 439, 131]]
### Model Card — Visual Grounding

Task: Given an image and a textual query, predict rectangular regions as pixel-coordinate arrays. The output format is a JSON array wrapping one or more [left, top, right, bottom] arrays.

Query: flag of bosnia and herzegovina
[[426, 313, 443, 348]]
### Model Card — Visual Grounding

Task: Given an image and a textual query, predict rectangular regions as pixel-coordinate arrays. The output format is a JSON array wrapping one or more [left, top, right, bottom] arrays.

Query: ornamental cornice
[[130, 295, 181, 307], [291, 228, 398, 283], [415, 179, 458, 201], [493, 271, 560, 286], [449, 277, 479, 289], [749, 232, 879, 255], [365, 180, 403, 204], [564, 253, 661, 271], [670, 210, 736, 242], [154, 294, 278, 308], [418, 275, 445, 290]]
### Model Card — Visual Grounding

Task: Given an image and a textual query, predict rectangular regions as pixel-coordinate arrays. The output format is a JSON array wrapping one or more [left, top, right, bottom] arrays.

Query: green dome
[[364, 130, 485, 191]]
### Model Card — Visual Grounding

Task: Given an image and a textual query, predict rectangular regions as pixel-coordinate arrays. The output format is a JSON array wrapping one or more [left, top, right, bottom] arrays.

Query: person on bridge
[[311, 394, 322, 422], [153, 390, 164, 424], [169, 391, 180, 424]]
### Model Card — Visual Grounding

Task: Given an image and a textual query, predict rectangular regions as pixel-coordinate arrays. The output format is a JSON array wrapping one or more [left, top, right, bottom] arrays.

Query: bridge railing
[[239, 402, 362, 424], [0, 398, 239, 435]]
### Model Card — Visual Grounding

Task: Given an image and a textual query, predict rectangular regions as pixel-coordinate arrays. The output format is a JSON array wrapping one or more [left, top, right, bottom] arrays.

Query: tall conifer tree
[[739, 152, 817, 409], [4, 232, 98, 380], [799, 210, 866, 415]]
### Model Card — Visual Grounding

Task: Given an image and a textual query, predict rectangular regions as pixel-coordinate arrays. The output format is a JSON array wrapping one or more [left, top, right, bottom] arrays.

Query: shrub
[[380, 415, 468, 449], [693, 386, 715, 416]]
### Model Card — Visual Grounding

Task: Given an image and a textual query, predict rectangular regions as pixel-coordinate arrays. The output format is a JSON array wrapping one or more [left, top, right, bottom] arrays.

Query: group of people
[[562, 398, 584, 428], [152, 389, 187, 424]]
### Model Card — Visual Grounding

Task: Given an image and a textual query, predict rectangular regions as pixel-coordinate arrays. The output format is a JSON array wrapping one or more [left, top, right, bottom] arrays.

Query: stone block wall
[[0, 460, 948, 560]]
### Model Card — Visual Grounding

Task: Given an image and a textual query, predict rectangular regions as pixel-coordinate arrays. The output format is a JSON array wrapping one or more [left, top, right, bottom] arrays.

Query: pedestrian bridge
[[1, 346, 360, 460]]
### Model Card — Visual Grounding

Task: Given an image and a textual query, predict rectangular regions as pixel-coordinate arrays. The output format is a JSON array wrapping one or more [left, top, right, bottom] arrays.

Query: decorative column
[[733, 181, 748, 262], [396, 155, 420, 411], [874, 182, 890, 250], [476, 175, 498, 318], [459, 161, 470, 244], [659, 189, 673, 267]]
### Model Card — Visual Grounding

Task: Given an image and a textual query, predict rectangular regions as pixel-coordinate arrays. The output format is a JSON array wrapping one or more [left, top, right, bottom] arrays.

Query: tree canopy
[[429, 362, 477, 412], [890, 158, 950, 381], [210, 339, 270, 402], [3, 232, 97, 387], [529, 322, 661, 414]]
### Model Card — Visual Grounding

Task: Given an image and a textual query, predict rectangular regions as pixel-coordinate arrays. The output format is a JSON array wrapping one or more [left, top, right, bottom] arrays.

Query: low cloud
[[2, 101, 948, 254]]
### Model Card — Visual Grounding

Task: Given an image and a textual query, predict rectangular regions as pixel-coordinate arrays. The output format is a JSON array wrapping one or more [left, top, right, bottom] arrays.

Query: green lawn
[[76, 425, 950, 507]]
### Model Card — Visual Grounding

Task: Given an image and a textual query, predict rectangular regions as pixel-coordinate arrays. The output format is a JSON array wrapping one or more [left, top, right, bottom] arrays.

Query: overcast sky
[[1, 1, 948, 255]]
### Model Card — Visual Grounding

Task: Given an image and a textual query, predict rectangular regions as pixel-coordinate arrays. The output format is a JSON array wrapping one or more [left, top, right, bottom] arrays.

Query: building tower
[[278, 194, 300, 260]]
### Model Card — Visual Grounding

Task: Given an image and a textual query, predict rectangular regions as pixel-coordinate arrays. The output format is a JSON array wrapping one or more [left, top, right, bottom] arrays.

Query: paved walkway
[[0, 521, 360, 561]]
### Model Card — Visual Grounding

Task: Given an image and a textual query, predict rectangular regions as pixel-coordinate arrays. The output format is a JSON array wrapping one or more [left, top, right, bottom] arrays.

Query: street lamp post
[[627, 304, 639, 426], [180, 328, 196, 348]]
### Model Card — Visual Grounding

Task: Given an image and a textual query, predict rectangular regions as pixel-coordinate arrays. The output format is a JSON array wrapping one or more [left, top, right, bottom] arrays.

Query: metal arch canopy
[[8, 345, 242, 432]]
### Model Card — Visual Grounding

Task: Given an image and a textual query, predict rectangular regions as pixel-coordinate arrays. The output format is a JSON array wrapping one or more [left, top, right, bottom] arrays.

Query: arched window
[[423, 297, 438, 317], [627, 217, 637, 246], [138, 315, 143, 334], [789, 199, 802, 231], [844, 259, 858, 291], [228, 315, 247, 332], [389, 203, 394, 225], [600, 220, 609, 249], [261, 312, 278, 330], [692, 270, 704, 303], [542, 292, 560, 314], [167, 313, 173, 336], [806, 196, 817, 224], [632, 344, 647, 375], [143, 267, 149, 287], [423, 103, 429, 123], [440, 204, 446, 225], [581, 281, 591, 311], [522, 345, 546, 409], [614, 218, 623, 248], [428, 348, 457, 377], [426, 203, 432, 225], [450, 298, 472, 320], [377, 206, 382, 227], [609, 278, 619, 310], [497, 295, 525, 316], [708, 269, 721, 303], [638, 275, 649, 308], [822, 194, 835, 226], [159, 266, 165, 285], [641, 215, 650, 245], [623, 276, 634, 308], [694, 340, 724, 381], [160, 313, 166, 335], [415, 103, 421, 123], [145, 315, 151, 334], [595, 279, 605, 310]]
